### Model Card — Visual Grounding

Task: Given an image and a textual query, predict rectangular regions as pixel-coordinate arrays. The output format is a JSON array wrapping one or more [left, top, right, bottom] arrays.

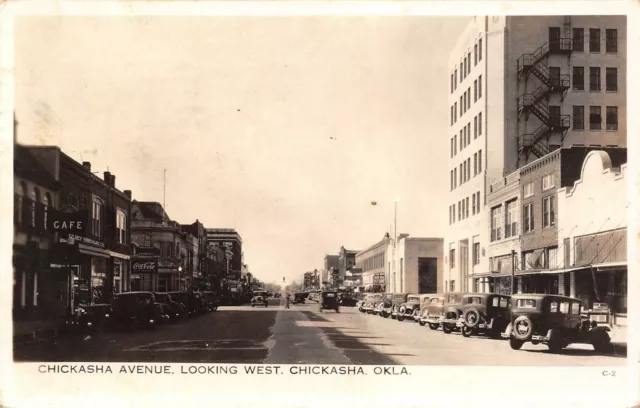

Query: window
[[478, 75, 482, 98], [460, 130, 463, 150], [474, 116, 478, 138], [92, 199, 103, 237], [450, 249, 456, 268], [491, 206, 502, 242], [467, 158, 471, 181], [450, 138, 454, 157], [590, 106, 602, 130], [549, 301, 559, 313], [464, 57, 467, 79], [458, 200, 461, 221], [542, 196, 556, 228], [559, 301, 570, 314], [589, 28, 601, 52], [474, 44, 478, 65], [450, 106, 454, 126], [476, 191, 480, 212], [573, 106, 585, 130], [542, 174, 555, 191], [460, 63, 463, 82], [43, 193, 51, 230], [606, 106, 618, 131], [571, 302, 582, 315], [606, 67, 618, 91], [454, 134, 457, 155], [116, 210, 127, 244], [572, 66, 584, 90], [474, 80, 477, 101], [450, 73, 454, 93], [454, 103, 457, 121], [454, 70, 457, 90], [467, 87, 471, 108], [478, 112, 482, 135], [549, 105, 561, 127], [466, 123, 471, 145], [449, 205, 452, 224], [523, 203, 534, 233], [572, 28, 584, 51], [606, 29, 617, 53], [479, 38, 482, 61], [549, 66, 560, 87], [549, 27, 561, 51], [504, 200, 517, 238], [589, 67, 601, 91], [31, 187, 40, 228], [548, 246, 558, 269], [463, 92, 466, 113], [472, 193, 476, 214], [523, 182, 534, 198], [478, 149, 482, 173], [460, 164, 463, 185], [467, 52, 471, 74], [452, 203, 456, 223], [465, 197, 469, 218], [453, 168, 457, 188], [450, 281, 455, 292], [473, 243, 480, 265], [517, 299, 536, 309], [460, 96, 463, 116], [474, 152, 478, 176]]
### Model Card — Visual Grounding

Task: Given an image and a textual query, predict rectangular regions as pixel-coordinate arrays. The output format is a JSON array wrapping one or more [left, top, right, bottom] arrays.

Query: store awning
[[79, 245, 110, 258]]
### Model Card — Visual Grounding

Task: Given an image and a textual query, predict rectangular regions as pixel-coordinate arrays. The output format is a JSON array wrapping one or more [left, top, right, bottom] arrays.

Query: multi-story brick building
[[26, 145, 134, 304], [181, 219, 219, 290], [206, 228, 243, 280], [446, 16, 626, 292], [130, 201, 186, 292], [337, 246, 359, 287]]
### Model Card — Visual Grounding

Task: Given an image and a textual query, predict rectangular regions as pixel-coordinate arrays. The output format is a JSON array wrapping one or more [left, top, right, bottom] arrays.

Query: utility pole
[[163, 169, 167, 218], [511, 249, 516, 295]]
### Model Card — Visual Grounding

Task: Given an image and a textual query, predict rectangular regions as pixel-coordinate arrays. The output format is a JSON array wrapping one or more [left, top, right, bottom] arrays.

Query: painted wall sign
[[48, 209, 89, 234], [132, 260, 158, 273]]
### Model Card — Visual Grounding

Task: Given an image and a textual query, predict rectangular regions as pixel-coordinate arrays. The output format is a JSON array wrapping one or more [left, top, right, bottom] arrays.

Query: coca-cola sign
[[132, 260, 157, 273]]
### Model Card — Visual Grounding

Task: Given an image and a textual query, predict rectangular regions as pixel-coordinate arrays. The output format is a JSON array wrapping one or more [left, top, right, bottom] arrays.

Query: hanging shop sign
[[132, 260, 158, 273]]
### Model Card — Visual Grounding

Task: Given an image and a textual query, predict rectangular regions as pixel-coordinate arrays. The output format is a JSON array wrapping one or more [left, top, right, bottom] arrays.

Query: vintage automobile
[[153, 292, 188, 322], [106, 291, 165, 330], [389, 293, 409, 319], [293, 292, 307, 304], [456, 293, 511, 338], [376, 293, 393, 318], [199, 291, 220, 312], [419, 295, 445, 329], [397, 294, 423, 321], [319, 291, 340, 313], [504, 294, 614, 353], [362, 293, 383, 314], [414, 294, 435, 323], [251, 291, 269, 307], [441, 292, 467, 334], [167, 291, 208, 316]]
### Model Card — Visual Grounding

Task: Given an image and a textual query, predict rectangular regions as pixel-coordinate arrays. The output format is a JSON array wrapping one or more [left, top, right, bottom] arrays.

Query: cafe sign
[[48, 208, 89, 234]]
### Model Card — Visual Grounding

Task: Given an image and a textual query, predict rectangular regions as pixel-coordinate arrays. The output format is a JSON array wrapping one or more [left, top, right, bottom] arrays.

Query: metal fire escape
[[517, 20, 573, 162]]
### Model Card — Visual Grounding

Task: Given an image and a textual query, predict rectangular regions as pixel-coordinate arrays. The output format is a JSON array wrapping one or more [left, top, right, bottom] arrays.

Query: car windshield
[[408, 296, 419, 302], [254, 292, 267, 297], [431, 298, 443, 304], [516, 299, 537, 309]]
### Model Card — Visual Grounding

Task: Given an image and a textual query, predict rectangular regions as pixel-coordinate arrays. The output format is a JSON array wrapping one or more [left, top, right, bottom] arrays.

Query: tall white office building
[[445, 15, 627, 292]]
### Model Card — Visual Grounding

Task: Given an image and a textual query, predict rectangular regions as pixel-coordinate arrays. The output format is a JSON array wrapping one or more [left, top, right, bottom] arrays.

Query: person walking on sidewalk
[[285, 292, 291, 309]]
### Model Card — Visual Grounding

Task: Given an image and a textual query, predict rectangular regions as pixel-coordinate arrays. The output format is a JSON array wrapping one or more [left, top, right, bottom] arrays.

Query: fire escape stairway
[[517, 41, 550, 79], [519, 124, 552, 159]]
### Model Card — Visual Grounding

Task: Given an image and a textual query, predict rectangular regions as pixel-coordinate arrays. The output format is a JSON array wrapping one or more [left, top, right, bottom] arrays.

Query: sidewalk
[[13, 319, 60, 344]]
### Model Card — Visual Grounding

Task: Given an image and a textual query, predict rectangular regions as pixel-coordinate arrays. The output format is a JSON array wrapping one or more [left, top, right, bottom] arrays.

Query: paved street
[[14, 297, 626, 366]]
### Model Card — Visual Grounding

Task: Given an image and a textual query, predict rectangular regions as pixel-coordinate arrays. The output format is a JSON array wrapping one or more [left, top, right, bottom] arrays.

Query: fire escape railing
[[517, 37, 572, 161]]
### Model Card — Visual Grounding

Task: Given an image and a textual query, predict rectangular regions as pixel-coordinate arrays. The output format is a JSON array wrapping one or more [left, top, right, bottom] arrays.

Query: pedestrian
[[285, 292, 290, 309]]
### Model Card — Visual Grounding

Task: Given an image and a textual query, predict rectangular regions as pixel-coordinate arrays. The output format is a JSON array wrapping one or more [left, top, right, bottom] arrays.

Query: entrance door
[[418, 257, 438, 293], [549, 27, 561, 51]]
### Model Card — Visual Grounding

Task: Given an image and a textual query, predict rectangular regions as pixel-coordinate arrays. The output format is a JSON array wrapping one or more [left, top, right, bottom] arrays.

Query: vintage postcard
[[1, 1, 638, 407]]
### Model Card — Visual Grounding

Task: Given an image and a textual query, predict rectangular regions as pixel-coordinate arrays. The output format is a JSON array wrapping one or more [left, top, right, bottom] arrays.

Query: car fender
[[504, 322, 513, 337]]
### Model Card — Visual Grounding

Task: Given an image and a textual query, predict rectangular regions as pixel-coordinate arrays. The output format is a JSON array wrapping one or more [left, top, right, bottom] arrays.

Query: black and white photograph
[[1, 4, 637, 407]]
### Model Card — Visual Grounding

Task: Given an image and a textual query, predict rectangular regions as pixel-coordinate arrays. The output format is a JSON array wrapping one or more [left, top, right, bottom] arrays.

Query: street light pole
[[511, 250, 516, 295]]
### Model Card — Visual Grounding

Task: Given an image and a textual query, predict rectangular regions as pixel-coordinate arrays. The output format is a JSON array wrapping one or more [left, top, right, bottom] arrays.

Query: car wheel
[[428, 323, 439, 330], [397, 315, 404, 322], [419, 321, 426, 326], [464, 308, 481, 329], [512, 316, 533, 341], [461, 326, 473, 338], [442, 324, 453, 334], [509, 337, 524, 350]]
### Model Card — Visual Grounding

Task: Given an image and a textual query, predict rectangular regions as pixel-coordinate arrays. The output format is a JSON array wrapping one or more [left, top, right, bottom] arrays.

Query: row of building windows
[[571, 66, 618, 92], [449, 190, 481, 225], [450, 75, 482, 126], [451, 37, 483, 93], [568, 27, 618, 54], [490, 194, 556, 242], [448, 241, 481, 270], [362, 252, 385, 272], [15, 183, 52, 231], [450, 149, 482, 190], [451, 112, 482, 158], [573, 105, 618, 131]]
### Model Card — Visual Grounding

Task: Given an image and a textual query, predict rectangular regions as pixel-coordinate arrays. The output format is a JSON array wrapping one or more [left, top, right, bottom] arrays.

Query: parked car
[[363, 293, 383, 314], [198, 291, 220, 312], [106, 292, 165, 330], [389, 293, 409, 319], [414, 294, 435, 323], [153, 292, 188, 322], [376, 293, 393, 317], [419, 295, 445, 328], [504, 294, 613, 353], [456, 293, 511, 338], [167, 291, 208, 316], [64, 303, 111, 334], [441, 292, 467, 334], [251, 291, 269, 307], [397, 294, 422, 321]]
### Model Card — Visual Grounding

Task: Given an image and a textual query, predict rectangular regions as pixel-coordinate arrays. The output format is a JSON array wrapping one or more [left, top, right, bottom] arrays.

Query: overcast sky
[[15, 16, 469, 285]]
